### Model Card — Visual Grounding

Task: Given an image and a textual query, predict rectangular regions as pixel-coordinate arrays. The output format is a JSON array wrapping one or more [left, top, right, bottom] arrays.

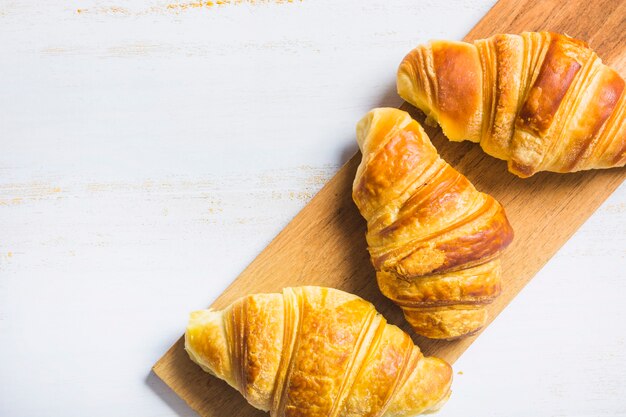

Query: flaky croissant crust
[[398, 31, 626, 177], [185, 286, 452, 417], [353, 108, 513, 339]]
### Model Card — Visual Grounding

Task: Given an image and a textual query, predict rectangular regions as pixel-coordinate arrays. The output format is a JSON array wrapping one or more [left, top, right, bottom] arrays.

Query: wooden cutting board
[[153, 0, 626, 415]]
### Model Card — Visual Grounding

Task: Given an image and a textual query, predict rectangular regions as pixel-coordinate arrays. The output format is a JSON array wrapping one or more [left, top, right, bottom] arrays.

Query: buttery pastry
[[397, 31, 626, 177], [353, 108, 514, 339], [185, 286, 452, 416]]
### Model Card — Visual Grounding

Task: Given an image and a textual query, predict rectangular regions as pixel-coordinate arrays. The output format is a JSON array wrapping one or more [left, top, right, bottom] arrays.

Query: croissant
[[185, 286, 452, 417], [352, 108, 514, 339], [397, 31, 626, 177]]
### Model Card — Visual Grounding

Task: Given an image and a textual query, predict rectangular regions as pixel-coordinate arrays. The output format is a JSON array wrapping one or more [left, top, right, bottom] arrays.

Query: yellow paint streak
[[75, 6, 130, 15], [288, 191, 312, 201], [77, 0, 302, 15], [0, 197, 23, 206], [0, 183, 63, 205]]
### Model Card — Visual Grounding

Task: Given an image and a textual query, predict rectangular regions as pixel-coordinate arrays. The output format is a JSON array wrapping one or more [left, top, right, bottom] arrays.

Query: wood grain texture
[[153, 0, 626, 415]]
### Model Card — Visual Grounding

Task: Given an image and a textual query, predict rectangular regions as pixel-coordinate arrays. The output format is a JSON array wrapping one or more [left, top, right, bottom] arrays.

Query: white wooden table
[[1, 1, 625, 416]]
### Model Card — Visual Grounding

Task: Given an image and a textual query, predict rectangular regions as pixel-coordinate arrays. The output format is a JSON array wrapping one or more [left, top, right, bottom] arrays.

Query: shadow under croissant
[[145, 370, 202, 417], [151, 338, 267, 417]]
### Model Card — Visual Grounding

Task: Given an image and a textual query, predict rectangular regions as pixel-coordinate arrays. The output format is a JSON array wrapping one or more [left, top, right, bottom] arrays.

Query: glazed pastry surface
[[353, 108, 514, 339], [397, 31, 626, 177], [185, 286, 452, 417]]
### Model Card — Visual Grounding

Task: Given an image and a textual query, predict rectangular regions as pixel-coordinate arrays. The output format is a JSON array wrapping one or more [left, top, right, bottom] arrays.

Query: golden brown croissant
[[397, 31, 626, 177], [353, 108, 514, 339], [185, 286, 452, 417]]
